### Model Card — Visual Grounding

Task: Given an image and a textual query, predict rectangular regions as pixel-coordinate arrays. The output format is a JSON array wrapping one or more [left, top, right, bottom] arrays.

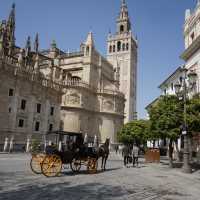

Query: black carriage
[[30, 131, 98, 177]]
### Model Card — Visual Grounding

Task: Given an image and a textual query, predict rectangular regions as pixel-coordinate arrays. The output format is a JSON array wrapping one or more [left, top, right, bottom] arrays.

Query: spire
[[8, 3, 15, 24], [119, 0, 129, 19], [34, 33, 39, 53], [25, 36, 31, 57], [85, 32, 94, 47], [51, 39, 57, 49], [117, 0, 131, 33], [7, 3, 16, 55], [121, 0, 126, 7]]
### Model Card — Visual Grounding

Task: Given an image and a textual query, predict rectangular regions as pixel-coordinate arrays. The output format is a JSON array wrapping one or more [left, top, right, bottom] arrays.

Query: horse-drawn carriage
[[30, 131, 109, 177]]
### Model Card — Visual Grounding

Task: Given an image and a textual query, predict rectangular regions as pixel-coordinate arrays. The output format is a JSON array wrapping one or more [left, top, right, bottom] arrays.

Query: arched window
[[109, 45, 112, 53], [122, 43, 125, 51], [126, 43, 129, 51], [86, 46, 90, 56], [117, 41, 121, 52], [120, 25, 124, 33], [113, 45, 116, 52]]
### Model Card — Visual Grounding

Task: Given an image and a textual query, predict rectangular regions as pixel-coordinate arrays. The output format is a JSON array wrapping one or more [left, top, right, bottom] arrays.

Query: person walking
[[122, 144, 130, 167], [115, 145, 119, 154], [132, 144, 139, 167]]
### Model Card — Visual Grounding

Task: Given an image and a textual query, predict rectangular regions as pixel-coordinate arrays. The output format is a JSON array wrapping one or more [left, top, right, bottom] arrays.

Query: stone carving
[[67, 93, 80, 105], [103, 100, 114, 111]]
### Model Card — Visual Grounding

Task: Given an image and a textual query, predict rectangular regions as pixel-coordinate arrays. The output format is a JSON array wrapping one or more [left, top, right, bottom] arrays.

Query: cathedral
[[0, 0, 137, 151]]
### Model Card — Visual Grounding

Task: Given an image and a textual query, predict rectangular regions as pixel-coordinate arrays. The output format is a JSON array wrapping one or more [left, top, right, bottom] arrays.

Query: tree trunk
[[168, 139, 173, 168], [153, 140, 155, 148]]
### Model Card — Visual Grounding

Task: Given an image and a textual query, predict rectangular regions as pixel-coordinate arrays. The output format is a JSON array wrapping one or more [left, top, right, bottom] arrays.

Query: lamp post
[[174, 68, 197, 173]]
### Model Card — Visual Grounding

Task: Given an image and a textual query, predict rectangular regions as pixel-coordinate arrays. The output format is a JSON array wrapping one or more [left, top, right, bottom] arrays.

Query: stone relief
[[103, 100, 114, 111], [66, 93, 80, 105]]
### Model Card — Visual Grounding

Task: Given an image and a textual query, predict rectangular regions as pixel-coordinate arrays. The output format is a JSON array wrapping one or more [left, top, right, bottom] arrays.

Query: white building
[[158, 66, 185, 96], [181, 1, 200, 92]]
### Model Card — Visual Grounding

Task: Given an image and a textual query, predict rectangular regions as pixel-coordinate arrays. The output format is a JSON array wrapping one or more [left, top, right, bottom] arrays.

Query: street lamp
[[174, 69, 197, 173]]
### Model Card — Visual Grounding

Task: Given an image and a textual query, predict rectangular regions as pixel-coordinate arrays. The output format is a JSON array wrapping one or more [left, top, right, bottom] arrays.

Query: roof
[[145, 96, 160, 111], [158, 66, 184, 89]]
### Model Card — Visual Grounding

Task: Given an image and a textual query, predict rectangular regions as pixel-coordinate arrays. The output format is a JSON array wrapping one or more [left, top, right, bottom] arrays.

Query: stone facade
[[0, 1, 130, 148], [44, 33, 125, 144], [0, 5, 62, 151], [107, 0, 138, 123]]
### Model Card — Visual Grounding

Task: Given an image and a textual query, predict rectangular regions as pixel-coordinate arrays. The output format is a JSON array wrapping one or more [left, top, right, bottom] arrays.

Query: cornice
[[181, 34, 200, 61]]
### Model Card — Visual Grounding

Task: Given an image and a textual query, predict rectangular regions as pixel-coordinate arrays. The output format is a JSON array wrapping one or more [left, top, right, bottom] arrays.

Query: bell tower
[[107, 0, 138, 123]]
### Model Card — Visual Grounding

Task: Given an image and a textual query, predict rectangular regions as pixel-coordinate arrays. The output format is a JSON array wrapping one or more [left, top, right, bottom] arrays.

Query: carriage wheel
[[30, 153, 45, 174], [87, 158, 98, 174], [70, 158, 81, 172], [41, 154, 62, 177]]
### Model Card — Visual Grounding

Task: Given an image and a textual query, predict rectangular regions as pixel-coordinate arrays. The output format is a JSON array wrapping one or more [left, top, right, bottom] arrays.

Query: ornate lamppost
[[174, 68, 197, 173]]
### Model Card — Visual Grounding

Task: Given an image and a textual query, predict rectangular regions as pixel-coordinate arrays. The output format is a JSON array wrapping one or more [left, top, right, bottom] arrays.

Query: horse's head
[[105, 138, 110, 146]]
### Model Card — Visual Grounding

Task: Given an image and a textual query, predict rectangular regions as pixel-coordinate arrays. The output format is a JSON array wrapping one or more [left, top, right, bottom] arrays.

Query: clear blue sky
[[0, 0, 197, 119]]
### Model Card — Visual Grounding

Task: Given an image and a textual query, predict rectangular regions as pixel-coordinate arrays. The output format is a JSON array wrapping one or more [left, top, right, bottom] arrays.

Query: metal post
[[182, 72, 192, 173]]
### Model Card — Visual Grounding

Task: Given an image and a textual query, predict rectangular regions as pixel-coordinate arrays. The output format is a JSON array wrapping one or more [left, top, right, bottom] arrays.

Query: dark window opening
[[122, 43, 125, 51], [126, 43, 129, 50], [117, 41, 121, 52], [120, 25, 124, 32], [35, 121, 40, 132], [49, 124, 53, 131], [8, 107, 12, 113], [37, 103, 41, 113], [179, 77, 183, 84], [21, 99, 26, 110], [113, 45, 115, 52], [86, 46, 90, 55], [171, 83, 174, 91], [18, 119, 24, 127], [9, 89, 14, 96], [50, 107, 54, 116], [109, 45, 112, 53], [190, 32, 195, 41]]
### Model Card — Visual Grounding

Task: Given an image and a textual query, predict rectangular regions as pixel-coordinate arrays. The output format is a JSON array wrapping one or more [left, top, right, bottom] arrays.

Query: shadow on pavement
[[61, 167, 122, 176], [0, 182, 127, 200], [160, 161, 200, 173]]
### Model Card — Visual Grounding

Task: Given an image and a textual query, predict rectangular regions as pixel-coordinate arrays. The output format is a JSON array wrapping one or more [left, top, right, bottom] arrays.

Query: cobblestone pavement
[[0, 153, 200, 200]]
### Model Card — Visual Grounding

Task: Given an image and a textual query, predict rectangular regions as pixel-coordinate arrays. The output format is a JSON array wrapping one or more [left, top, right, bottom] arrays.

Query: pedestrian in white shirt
[[132, 144, 139, 167]]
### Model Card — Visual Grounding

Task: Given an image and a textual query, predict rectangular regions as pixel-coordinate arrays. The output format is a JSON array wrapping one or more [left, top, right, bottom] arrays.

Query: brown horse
[[97, 138, 110, 171]]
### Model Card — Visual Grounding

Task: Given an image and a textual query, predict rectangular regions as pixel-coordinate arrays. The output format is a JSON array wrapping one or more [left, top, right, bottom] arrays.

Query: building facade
[[0, 5, 63, 151], [43, 32, 125, 144], [181, 0, 200, 93], [0, 1, 136, 149], [146, 1, 200, 159], [107, 0, 138, 123]]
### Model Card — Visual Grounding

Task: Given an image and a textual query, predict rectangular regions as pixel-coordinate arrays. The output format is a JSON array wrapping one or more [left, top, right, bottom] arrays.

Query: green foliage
[[118, 120, 150, 145], [31, 139, 41, 153], [148, 95, 183, 141], [186, 94, 200, 133], [148, 94, 200, 141]]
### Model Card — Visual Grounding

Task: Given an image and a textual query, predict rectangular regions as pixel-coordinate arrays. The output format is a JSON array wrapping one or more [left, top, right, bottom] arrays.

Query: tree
[[148, 95, 183, 167], [186, 94, 200, 133], [118, 120, 150, 146]]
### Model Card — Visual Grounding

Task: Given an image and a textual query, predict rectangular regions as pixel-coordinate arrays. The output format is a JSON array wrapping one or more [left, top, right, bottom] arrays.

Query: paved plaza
[[0, 153, 200, 200]]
